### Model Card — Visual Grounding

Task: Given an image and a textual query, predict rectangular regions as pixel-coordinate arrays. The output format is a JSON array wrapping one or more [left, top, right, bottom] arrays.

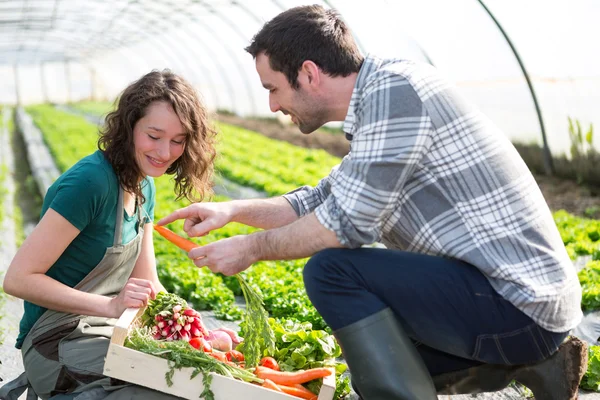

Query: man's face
[[255, 52, 327, 134]]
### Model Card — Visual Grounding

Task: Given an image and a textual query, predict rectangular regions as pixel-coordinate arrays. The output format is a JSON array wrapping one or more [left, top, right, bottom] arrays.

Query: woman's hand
[[108, 278, 157, 318]]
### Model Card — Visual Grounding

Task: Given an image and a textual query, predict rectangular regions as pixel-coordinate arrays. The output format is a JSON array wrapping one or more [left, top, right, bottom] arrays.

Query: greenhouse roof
[[0, 0, 599, 159]]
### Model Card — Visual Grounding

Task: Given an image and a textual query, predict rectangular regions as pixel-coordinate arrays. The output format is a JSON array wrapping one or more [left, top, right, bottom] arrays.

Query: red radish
[[213, 327, 244, 346], [206, 330, 233, 352]]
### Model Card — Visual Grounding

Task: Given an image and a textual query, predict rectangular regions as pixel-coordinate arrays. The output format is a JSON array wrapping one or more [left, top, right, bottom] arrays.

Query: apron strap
[[112, 187, 125, 246], [0, 372, 38, 400]]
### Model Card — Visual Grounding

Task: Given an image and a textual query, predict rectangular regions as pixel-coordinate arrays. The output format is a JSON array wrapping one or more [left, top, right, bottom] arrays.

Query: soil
[[217, 113, 600, 219]]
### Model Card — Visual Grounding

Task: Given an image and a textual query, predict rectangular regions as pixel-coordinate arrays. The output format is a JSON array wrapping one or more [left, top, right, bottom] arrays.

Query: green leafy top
[[141, 291, 188, 327], [237, 275, 275, 368]]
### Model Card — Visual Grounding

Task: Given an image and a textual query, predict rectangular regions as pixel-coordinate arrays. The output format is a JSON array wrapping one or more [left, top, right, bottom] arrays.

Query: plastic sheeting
[[0, 0, 598, 156]]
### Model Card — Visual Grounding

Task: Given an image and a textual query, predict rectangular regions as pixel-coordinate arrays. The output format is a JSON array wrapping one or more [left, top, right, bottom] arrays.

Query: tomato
[[209, 350, 228, 362], [189, 337, 212, 353], [225, 350, 245, 363], [259, 356, 280, 371]]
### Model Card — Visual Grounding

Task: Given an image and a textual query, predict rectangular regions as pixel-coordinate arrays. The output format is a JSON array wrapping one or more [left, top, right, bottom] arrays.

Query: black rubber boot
[[433, 336, 588, 400], [335, 308, 437, 400]]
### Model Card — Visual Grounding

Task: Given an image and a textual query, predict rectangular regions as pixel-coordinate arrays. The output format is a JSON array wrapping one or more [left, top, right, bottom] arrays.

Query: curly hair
[[245, 5, 363, 89], [98, 70, 217, 203]]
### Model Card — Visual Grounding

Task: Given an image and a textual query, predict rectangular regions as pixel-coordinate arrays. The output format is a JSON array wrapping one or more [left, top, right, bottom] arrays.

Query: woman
[[1, 70, 216, 400]]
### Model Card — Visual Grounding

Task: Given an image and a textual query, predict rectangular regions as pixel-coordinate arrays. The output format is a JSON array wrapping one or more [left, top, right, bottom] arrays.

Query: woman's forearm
[[4, 273, 115, 318]]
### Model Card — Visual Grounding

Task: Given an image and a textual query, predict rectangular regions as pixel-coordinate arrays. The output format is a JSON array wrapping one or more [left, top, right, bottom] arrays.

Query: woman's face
[[133, 101, 187, 178]]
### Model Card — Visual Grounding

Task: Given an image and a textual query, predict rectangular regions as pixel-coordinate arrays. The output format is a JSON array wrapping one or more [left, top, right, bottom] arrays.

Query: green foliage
[[25, 104, 98, 172], [566, 116, 599, 187], [70, 100, 115, 117], [577, 261, 600, 310], [553, 210, 600, 260], [582, 344, 600, 391], [0, 164, 7, 233], [269, 318, 342, 370], [569, 116, 595, 160]]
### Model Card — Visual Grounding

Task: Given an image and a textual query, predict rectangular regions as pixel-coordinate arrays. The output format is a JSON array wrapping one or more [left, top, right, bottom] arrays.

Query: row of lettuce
[[23, 103, 600, 392]]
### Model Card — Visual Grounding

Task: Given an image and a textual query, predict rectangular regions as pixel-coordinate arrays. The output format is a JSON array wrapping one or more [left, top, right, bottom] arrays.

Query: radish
[[213, 327, 244, 346], [206, 330, 233, 352], [183, 308, 196, 316]]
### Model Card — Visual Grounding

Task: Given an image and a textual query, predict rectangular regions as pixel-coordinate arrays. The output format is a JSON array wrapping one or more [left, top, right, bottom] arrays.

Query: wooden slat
[[318, 368, 336, 400], [111, 307, 144, 346]]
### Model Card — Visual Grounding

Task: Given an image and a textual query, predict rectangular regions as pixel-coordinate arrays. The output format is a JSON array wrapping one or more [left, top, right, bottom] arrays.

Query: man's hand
[[157, 202, 234, 237], [188, 235, 258, 276]]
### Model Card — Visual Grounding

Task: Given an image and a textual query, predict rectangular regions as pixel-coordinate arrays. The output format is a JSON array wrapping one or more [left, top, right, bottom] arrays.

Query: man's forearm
[[251, 213, 343, 261], [230, 197, 299, 229]]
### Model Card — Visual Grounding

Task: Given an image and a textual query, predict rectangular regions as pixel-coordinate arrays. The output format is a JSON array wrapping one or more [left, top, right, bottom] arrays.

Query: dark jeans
[[303, 248, 569, 376]]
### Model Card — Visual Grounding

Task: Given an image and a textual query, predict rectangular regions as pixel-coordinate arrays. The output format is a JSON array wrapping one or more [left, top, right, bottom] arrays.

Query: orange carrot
[[255, 366, 332, 385], [262, 379, 283, 392], [153, 225, 199, 252], [277, 384, 318, 400], [292, 384, 318, 398]]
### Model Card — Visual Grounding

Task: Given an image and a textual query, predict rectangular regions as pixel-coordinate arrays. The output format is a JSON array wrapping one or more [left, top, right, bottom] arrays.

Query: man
[[159, 5, 586, 399]]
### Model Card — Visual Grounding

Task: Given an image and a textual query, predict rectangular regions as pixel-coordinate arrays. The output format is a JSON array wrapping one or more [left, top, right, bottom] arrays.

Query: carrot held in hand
[[153, 225, 199, 252], [255, 366, 332, 385]]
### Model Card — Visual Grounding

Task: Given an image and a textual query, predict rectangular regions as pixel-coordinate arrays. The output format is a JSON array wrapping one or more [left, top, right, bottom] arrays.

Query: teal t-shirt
[[16, 150, 155, 348]]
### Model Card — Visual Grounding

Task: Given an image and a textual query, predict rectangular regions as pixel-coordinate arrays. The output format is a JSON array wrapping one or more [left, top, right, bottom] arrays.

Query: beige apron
[[0, 188, 182, 400]]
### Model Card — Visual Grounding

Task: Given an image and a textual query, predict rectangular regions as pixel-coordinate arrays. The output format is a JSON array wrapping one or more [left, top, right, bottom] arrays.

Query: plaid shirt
[[284, 55, 582, 333]]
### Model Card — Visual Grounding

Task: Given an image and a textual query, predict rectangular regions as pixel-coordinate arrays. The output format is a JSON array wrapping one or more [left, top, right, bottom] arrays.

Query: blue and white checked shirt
[[284, 55, 582, 333]]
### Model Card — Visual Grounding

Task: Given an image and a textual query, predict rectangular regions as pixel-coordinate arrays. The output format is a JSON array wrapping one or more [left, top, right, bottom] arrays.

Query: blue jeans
[[303, 248, 569, 376]]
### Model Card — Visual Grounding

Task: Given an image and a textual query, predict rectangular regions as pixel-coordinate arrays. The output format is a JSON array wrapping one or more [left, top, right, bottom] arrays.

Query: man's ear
[[300, 60, 321, 87]]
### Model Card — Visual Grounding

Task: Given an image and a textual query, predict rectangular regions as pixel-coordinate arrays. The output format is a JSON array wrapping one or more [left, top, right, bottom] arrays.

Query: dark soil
[[216, 113, 600, 219]]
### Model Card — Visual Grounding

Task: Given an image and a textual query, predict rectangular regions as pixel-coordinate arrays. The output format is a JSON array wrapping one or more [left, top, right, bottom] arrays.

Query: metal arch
[[188, 0, 260, 115], [179, 19, 242, 113], [76, 10, 191, 80], [158, 2, 246, 112], [0, 19, 147, 64], [121, 0, 225, 110], [165, 24, 226, 110], [476, 0, 554, 175], [0, 0, 131, 64]]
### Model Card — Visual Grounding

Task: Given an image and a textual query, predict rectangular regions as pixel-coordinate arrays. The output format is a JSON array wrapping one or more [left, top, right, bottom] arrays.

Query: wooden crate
[[103, 307, 336, 400]]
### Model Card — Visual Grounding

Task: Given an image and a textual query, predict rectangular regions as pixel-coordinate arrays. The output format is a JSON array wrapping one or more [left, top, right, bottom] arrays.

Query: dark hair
[[98, 70, 217, 203], [245, 4, 363, 89]]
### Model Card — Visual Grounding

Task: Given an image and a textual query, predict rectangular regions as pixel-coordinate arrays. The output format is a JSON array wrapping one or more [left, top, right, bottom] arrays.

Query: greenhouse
[[0, 1, 599, 399]]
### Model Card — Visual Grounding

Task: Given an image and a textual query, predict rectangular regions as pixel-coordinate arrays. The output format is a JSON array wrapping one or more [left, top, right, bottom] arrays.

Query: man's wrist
[[247, 230, 268, 263], [227, 200, 241, 223]]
